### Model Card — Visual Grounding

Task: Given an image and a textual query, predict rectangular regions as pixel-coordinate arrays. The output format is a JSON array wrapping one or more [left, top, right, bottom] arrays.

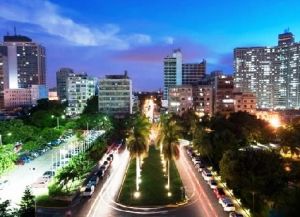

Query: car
[[223, 202, 235, 212], [219, 197, 232, 206], [88, 175, 99, 186], [107, 155, 113, 162], [0, 180, 9, 190], [208, 179, 218, 189], [43, 171, 55, 179], [202, 169, 213, 181], [82, 185, 95, 197], [31, 177, 49, 188], [229, 212, 244, 217], [96, 169, 105, 178], [196, 163, 205, 172], [214, 188, 226, 199]]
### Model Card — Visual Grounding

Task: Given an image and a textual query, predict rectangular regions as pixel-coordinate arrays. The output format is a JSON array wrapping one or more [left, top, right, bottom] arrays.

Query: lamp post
[[51, 115, 65, 129]]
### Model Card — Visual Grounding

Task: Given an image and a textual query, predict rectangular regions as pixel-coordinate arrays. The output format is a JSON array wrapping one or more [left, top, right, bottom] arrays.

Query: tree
[[220, 149, 285, 215], [157, 114, 181, 190], [19, 186, 35, 217], [126, 114, 151, 192], [82, 95, 98, 114], [274, 187, 300, 217], [0, 199, 16, 217]]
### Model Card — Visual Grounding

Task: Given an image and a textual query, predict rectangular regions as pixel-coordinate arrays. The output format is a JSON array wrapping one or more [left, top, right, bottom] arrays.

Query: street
[[75, 145, 228, 217]]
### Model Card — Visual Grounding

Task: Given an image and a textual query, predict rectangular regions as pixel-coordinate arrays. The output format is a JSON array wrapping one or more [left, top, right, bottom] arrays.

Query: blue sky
[[1, 0, 300, 90]]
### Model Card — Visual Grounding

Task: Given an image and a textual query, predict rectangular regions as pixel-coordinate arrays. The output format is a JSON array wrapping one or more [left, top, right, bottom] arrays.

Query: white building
[[98, 71, 132, 117], [66, 73, 97, 116]]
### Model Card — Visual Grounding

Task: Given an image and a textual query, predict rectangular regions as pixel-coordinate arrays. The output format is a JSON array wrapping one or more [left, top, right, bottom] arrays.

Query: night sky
[[1, 0, 300, 90]]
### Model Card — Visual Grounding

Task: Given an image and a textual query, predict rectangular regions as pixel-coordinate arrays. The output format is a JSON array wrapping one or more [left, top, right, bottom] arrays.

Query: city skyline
[[1, 0, 300, 90]]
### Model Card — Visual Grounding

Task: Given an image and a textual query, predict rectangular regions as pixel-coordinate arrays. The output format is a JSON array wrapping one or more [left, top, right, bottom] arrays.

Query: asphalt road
[[75, 144, 228, 217]]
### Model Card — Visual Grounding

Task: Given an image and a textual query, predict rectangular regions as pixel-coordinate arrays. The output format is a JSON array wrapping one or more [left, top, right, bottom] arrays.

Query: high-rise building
[[163, 49, 182, 100], [98, 71, 133, 116], [0, 46, 8, 109], [56, 68, 74, 102], [182, 60, 206, 85], [66, 73, 97, 116], [3, 35, 46, 89], [234, 31, 300, 109]]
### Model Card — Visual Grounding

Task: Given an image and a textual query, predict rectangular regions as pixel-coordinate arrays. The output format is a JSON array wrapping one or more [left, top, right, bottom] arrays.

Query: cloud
[[0, 0, 151, 49]]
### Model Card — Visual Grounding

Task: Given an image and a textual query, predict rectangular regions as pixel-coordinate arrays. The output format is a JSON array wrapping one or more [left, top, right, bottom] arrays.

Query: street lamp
[[51, 115, 66, 129], [0, 132, 12, 145]]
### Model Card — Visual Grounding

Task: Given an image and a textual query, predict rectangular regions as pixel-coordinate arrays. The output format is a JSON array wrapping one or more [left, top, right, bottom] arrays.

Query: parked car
[[43, 171, 55, 179], [0, 180, 9, 190], [31, 177, 49, 188], [196, 163, 205, 172], [202, 169, 213, 181], [82, 185, 95, 197], [229, 212, 244, 217], [208, 179, 218, 189], [219, 197, 235, 212], [88, 175, 99, 186], [214, 188, 226, 199]]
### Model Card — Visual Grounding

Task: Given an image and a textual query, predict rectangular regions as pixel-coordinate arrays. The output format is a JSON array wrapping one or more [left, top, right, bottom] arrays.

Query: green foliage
[[19, 186, 35, 217], [126, 113, 151, 158], [0, 144, 17, 176], [219, 149, 286, 215], [49, 153, 95, 196], [278, 119, 300, 155], [0, 199, 17, 217], [157, 114, 182, 160], [274, 187, 300, 217], [82, 95, 98, 114]]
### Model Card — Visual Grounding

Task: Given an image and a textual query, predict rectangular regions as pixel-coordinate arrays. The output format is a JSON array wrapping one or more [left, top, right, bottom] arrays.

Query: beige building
[[234, 92, 256, 114], [214, 75, 235, 116], [193, 85, 213, 117], [168, 85, 193, 115], [98, 72, 132, 117]]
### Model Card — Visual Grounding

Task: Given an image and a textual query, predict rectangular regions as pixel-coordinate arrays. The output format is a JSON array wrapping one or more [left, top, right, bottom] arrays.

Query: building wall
[[168, 85, 193, 115], [234, 92, 257, 114], [56, 68, 74, 102], [98, 75, 132, 116], [214, 75, 235, 116], [182, 60, 206, 85], [234, 32, 300, 109], [193, 85, 213, 116], [66, 74, 96, 116], [0, 49, 8, 109], [163, 49, 182, 100]]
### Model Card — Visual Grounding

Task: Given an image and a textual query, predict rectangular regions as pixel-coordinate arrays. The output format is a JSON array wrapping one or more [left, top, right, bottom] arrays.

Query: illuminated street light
[[167, 192, 172, 197], [269, 117, 281, 128], [51, 114, 66, 129], [133, 191, 140, 199]]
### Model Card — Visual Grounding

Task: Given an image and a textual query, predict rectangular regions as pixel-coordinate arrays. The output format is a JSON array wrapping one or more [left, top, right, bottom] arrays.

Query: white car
[[82, 185, 95, 197], [208, 179, 218, 189], [223, 202, 235, 212], [202, 169, 213, 181]]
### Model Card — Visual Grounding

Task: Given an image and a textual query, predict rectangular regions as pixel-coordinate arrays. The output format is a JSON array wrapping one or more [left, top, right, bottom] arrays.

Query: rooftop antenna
[[14, 25, 17, 36], [284, 27, 290, 33]]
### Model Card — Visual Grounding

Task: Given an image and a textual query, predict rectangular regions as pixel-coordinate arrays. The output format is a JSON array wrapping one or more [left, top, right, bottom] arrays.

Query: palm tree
[[157, 114, 181, 190], [126, 114, 151, 192]]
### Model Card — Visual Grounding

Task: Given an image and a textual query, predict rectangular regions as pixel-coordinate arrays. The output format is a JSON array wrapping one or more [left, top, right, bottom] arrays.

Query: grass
[[118, 146, 184, 206], [36, 194, 70, 207]]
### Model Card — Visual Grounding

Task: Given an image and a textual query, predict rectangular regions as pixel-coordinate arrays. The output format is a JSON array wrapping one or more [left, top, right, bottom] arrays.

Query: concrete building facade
[[56, 67, 74, 102], [234, 31, 300, 109], [98, 72, 132, 116], [168, 85, 193, 115]]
